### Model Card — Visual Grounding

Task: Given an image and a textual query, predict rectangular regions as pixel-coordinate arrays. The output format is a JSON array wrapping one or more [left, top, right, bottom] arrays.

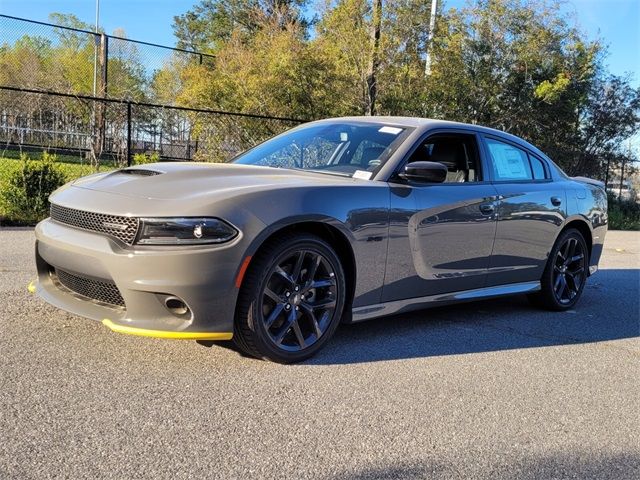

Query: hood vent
[[118, 168, 162, 177]]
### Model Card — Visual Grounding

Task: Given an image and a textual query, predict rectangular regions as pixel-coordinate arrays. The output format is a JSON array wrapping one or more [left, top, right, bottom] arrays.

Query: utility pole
[[92, 0, 100, 96], [365, 0, 382, 116], [91, 0, 108, 167], [424, 0, 438, 75]]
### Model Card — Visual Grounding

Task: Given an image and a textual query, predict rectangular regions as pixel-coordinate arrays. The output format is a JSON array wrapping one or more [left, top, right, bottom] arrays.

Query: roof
[[309, 116, 552, 162]]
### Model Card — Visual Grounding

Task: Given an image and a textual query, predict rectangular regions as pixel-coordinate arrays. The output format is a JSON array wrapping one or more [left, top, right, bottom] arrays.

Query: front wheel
[[529, 228, 588, 311], [234, 233, 346, 363]]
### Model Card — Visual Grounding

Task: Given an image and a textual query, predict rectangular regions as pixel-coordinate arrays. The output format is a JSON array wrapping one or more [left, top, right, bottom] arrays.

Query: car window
[[350, 139, 387, 169], [485, 138, 532, 181], [407, 134, 481, 183], [529, 154, 547, 180], [300, 136, 343, 169], [233, 122, 412, 177], [252, 136, 341, 170]]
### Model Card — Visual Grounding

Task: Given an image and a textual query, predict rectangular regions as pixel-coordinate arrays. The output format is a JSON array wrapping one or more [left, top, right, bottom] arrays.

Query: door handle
[[551, 196, 562, 206], [479, 203, 495, 215]]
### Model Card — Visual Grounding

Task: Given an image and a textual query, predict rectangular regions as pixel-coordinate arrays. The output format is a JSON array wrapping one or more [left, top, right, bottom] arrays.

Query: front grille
[[50, 204, 139, 244], [54, 269, 125, 308]]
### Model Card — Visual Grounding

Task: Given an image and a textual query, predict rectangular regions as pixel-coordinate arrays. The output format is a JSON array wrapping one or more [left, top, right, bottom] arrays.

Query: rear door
[[382, 130, 499, 302], [481, 135, 566, 286]]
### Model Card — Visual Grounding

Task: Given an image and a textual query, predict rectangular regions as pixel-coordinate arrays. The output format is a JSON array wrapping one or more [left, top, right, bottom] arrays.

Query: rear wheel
[[529, 228, 588, 311], [234, 233, 346, 363]]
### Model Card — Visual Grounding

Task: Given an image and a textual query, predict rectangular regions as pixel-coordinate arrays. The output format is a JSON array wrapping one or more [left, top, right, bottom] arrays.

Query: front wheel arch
[[237, 220, 356, 320]]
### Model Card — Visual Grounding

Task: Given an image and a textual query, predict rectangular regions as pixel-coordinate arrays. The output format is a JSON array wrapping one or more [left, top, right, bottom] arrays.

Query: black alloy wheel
[[552, 235, 586, 305], [529, 228, 588, 311], [260, 249, 338, 352], [234, 233, 346, 363]]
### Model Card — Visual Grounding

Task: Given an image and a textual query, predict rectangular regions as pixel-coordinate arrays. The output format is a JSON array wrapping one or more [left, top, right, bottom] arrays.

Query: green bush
[[608, 194, 640, 231], [133, 152, 160, 165], [0, 153, 67, 224], [0, 155, 117, 224]]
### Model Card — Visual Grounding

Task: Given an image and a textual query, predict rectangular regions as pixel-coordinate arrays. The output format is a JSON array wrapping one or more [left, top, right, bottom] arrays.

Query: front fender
[[232, 184, 391, 307]]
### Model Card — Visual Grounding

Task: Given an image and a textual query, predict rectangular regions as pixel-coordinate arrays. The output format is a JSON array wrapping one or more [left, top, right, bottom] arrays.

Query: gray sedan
[[32, 117, 608, 362]]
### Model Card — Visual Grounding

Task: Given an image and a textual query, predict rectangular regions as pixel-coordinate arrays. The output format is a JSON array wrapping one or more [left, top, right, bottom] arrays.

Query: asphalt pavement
[[1, 228, 638, 479]]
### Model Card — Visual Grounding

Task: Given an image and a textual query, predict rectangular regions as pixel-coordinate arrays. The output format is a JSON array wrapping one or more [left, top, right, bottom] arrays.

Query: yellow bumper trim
[[27, 281, 36, 293], [101, 319, 233, 341]]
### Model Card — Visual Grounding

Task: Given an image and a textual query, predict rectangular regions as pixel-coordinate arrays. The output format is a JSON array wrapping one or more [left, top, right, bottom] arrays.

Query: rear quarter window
[[529, 154, 548, 180]]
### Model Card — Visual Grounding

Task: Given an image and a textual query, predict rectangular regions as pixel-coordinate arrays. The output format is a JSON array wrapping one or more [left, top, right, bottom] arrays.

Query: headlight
[[136, 217, 238, 245]]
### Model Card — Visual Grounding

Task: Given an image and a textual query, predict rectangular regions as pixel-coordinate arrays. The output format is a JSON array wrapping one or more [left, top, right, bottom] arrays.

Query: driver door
[[382, 131, 499, 302]]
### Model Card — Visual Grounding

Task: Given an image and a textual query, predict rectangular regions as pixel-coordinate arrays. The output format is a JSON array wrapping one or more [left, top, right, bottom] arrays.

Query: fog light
[[164, 296, 189, 316]]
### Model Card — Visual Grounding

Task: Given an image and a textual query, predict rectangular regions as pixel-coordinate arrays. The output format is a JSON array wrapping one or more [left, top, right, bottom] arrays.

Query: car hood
[[70, 162, 354, 200]]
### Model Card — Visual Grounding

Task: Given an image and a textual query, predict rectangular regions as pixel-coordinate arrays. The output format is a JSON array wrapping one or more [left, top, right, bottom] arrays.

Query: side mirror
[[399, 161, 448, 183]]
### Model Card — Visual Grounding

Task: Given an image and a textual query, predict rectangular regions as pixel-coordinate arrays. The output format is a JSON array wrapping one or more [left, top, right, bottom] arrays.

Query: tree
[[377, 0, 435, 115], [173, 0, 310, 52], [421, 0, 639, 176], [176, 22, 338, 119], [311, 0, 437, 116], [168, 0, 639, 176], [107, 28, 147, 101], [574, 75, 640, 177], [312, 0, 373, 115]]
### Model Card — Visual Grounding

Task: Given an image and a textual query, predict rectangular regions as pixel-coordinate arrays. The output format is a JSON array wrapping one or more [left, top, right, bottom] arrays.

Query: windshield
[[232, 122, 412, 178]]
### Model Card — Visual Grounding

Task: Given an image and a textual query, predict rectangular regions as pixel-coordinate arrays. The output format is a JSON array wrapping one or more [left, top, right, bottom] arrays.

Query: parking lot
[[1, 228, 638, 479]]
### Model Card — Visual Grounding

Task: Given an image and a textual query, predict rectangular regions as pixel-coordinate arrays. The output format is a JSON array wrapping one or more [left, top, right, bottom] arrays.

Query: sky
[[0, 0, 638, 84]]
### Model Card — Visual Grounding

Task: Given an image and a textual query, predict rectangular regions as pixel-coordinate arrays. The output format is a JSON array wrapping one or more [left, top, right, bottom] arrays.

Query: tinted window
[[350, 139, 387, 168], [529, 154, 547, 180], [408, 135, 481, 182], [485, 138, 532, 181]]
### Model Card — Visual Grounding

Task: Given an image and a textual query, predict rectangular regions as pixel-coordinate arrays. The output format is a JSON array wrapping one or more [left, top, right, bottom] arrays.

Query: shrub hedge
[[0, 154, 114, 225], [607, 194, 640, 231]]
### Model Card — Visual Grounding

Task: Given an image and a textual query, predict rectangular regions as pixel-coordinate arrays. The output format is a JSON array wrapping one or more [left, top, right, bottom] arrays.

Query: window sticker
[[378, 126, 403, 135], [353, 170, 373, 180], [487, 142, 529, 180]]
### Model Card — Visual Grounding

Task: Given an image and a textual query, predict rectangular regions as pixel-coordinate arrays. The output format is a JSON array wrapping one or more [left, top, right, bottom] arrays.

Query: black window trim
[[480, 133, 553, 184], [389, 127, 492, 186]]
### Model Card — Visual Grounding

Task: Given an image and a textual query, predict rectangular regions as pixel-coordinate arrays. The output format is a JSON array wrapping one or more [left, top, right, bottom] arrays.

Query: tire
[[529, 228, 588, 311], [234, 232, 346, 363]]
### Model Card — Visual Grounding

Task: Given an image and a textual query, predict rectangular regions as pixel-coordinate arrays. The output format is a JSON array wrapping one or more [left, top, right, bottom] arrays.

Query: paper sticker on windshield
[[379, 126, 403, 135], [353, 170, 373, 180]]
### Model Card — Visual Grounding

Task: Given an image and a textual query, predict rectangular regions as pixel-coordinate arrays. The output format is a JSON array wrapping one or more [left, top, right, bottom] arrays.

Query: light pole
[[424, 0, 438, 75], [91, 0, 101, 165], [92, 0, 100, 96]]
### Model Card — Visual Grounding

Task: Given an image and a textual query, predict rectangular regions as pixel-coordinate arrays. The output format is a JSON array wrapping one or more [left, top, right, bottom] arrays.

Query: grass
[[0, 156, 115, 187], [0, 148, 97, 164]]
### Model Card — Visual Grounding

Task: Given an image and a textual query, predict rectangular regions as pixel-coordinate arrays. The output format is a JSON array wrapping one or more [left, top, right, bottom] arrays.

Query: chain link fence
[[0, 86, 302, 165], [0, 15, 305, 165], [0, 14, 215, 100]]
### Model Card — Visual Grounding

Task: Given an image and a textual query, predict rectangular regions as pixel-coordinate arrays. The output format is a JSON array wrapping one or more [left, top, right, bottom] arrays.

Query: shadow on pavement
[[305, 268, 639, 365], [325, 451, 640, 480]]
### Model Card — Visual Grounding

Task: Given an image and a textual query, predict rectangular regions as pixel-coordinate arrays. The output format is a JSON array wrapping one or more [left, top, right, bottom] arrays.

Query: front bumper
[[33, 218, 242, 337]]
